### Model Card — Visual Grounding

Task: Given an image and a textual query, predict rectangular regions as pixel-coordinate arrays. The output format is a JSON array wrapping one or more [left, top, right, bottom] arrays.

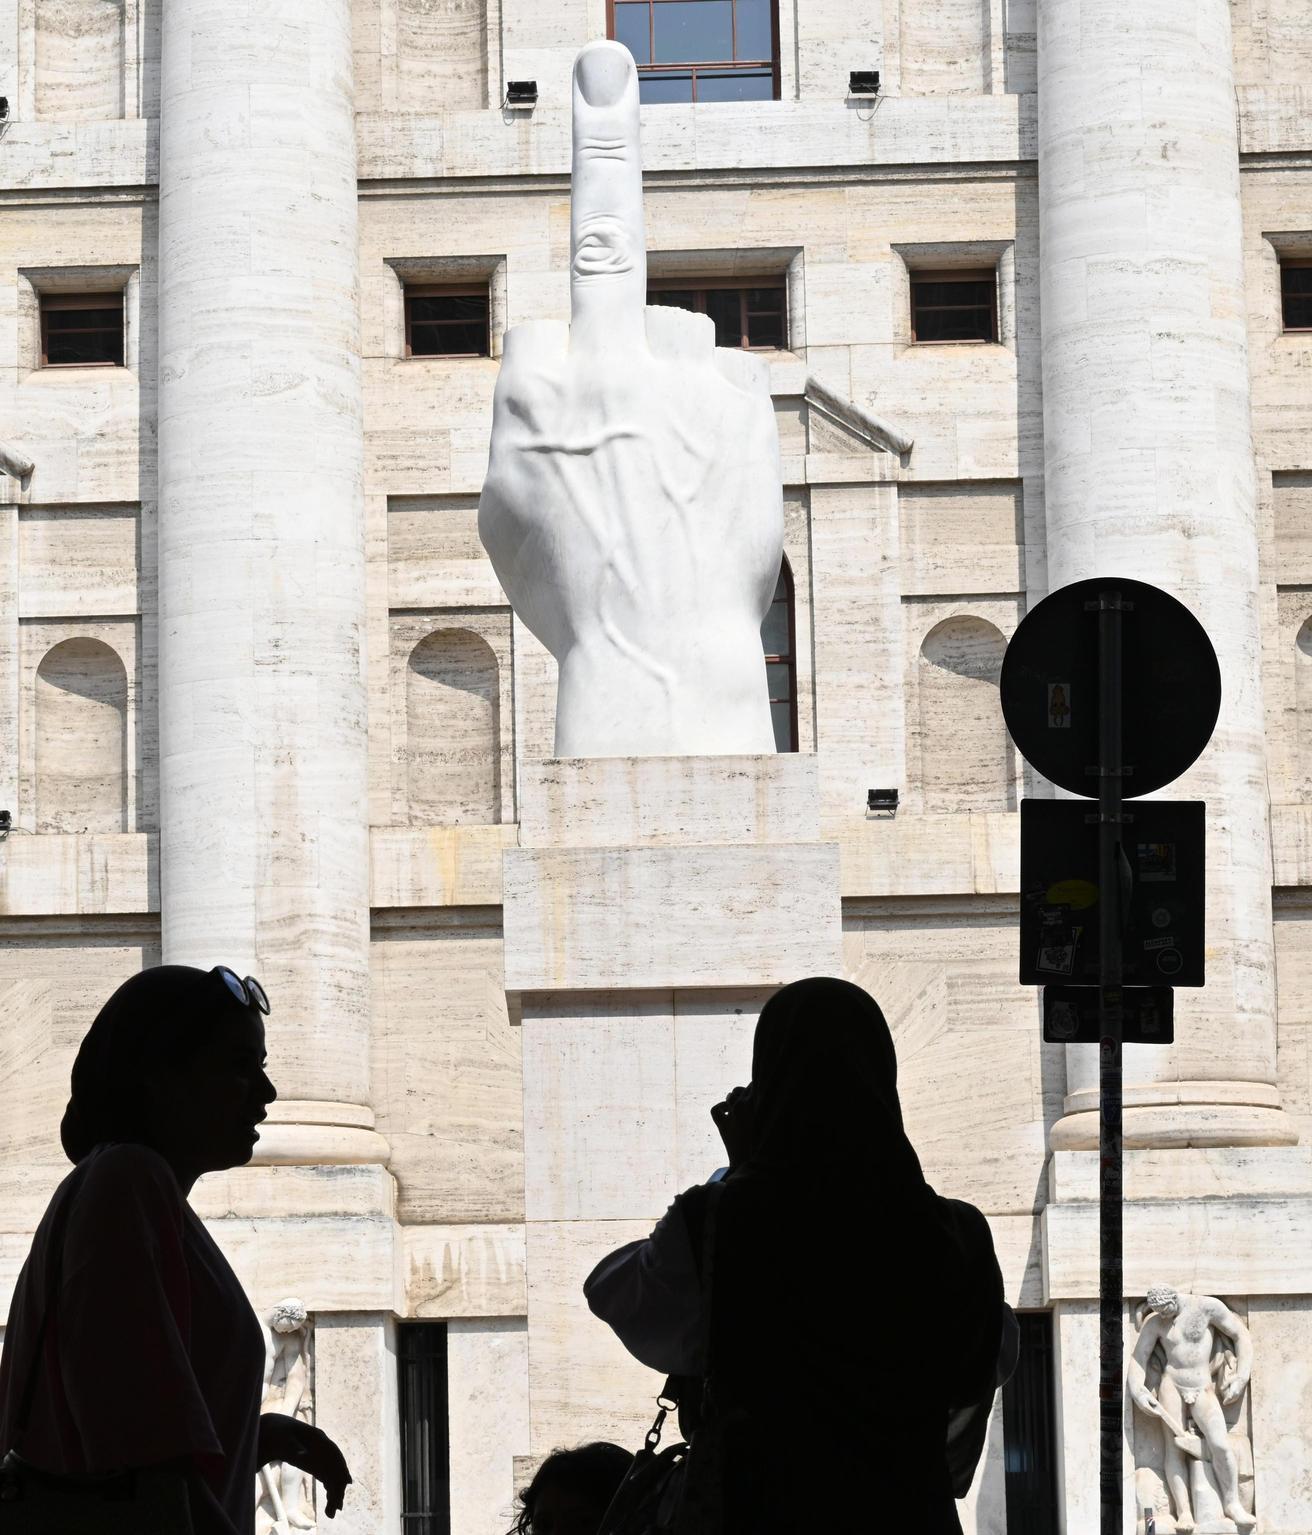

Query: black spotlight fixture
[[849, 70, 881, 97], [0, 98, 9, 121], [505, 80, 538, 109], [0, 810, 11, 839], [866, 788, 899, 817]]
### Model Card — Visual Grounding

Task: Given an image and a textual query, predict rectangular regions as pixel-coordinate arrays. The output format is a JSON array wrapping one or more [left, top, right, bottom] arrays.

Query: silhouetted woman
[[0, 964, 351, 1535], [585, 976, 1013, 1534]]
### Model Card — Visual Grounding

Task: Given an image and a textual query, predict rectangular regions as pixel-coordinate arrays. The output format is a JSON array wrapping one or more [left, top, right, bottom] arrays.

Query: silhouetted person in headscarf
[[506, 1441, 633, 1535], [584, 976, 1016, 1534], [0, 964, 352, 1535]]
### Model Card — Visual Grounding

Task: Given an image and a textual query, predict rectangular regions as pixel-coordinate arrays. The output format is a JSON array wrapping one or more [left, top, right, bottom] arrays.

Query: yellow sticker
[[1047, 879, 1099, 910]]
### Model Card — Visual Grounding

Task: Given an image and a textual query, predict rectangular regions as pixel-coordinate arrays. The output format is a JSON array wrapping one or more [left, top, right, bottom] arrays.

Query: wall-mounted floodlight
[[0, 98, 9, 121], [848, 71, 881, 97], [0, 810, 11, 840], [505, 80, 538, 109], [866, 788, 899, 817]]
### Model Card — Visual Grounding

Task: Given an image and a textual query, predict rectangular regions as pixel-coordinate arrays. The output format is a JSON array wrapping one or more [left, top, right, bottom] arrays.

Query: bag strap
[[7, 1158, 92, 1455]]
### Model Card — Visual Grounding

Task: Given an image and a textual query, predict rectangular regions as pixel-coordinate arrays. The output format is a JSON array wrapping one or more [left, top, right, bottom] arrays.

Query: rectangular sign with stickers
[[1042, 985, 1175, 1044], [1018, 798, 1205, 987]]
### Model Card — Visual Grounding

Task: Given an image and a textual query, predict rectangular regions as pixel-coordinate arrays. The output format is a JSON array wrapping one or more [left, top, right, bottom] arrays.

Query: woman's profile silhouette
[[585, 975, 1015, 1534], [0, 964, 351, 1535]]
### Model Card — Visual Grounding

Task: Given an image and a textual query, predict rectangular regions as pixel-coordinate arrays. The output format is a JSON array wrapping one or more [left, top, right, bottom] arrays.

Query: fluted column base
[[248, 1100, 391, 1166], [1050, 1082, 1298, 1151]]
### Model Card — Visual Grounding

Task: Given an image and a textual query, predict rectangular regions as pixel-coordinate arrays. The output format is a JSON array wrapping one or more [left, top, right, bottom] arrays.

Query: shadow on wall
[[35, 637, 128, 833], [405, 627, 501, 824], [916, 615, 1016, 813]]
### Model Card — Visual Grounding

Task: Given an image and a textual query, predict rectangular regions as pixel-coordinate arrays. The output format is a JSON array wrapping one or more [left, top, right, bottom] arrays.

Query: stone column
[[157, 0, 385, 1164], [1037, 0, 1295, 1149]]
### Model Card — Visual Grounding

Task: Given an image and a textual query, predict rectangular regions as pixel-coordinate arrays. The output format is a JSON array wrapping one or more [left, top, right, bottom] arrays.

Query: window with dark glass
[[1281, 259, 1312, 332], [39, 292, 124, 367], [398, 1323, 450, 1535], [761, 558, 797, 753], [910, 269, 998, 344], [1001, 1313, 1059, 1535], [404, 286, 491, 358], [647, 279, 786, 349], [609, 0, 779, 104]]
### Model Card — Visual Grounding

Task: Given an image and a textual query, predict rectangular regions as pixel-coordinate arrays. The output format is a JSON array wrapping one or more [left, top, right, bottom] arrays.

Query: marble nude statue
[[1128, 1286, 1256, 1532], [256, 1298, 317, 1535], [479, 40, 785, 757]]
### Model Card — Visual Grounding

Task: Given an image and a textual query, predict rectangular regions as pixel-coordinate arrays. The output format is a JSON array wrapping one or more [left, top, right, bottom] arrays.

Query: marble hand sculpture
[[1128, 1286, 1257, 1532], [479, 41, 785, 757]]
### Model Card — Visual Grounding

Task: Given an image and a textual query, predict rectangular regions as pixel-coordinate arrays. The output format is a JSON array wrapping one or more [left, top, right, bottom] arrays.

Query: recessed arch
[[35, 637, 128, 832], [916, 615, 1012, 812], [405, 628, 501, 824]]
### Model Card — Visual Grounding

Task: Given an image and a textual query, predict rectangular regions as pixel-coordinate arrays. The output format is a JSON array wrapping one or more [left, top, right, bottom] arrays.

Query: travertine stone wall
[[33, 0, 122, 121], [899, 0, 989, 95], [915, 616, 1012, 814]]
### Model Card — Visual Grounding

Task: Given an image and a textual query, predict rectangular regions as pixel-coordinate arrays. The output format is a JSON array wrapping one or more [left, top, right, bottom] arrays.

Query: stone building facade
[[2, 3, 1312, 1532]]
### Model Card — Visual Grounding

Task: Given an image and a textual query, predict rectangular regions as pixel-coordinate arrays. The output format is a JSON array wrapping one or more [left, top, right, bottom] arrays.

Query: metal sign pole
[[1096, 589, 1126, 1535]]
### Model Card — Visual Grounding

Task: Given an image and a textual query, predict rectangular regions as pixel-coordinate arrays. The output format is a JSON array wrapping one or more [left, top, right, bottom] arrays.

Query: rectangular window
[[39, 292, 124, 368], [1281, 258, 1312, 332], [910, 269, 998, 344], [610, 0, 779, 104], [648, 279, 786, 350], [405, 286, 491, 358], [398, 1323, 450, 1535], [760, 561, 798, 752], [1001, 1313, 1059, 1535]]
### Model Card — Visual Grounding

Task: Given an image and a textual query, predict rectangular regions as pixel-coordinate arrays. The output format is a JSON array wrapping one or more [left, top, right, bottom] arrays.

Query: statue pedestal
[[502, 755, 842, 1452]]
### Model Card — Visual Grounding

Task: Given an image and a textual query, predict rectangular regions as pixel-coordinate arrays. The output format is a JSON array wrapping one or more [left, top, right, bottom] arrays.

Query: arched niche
[[916, 615, 1012, 812], [35, 637, 128, 832], [406, 628, 501, 824], [1296, 617, 1312, 796]]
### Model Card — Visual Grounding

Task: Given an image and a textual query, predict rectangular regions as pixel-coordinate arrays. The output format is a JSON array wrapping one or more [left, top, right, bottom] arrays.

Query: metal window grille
[[609, 0, 780, 103], [404, 286, 491, 358], [1001, 1312, 1059, 1535], [398, 1323, 450, 1535], [647, 278, 787, 350], [1281, 259, 1312, 332], [909, 269, 998, 344], [39, 291, 124, 368], [761, 558, 798, 752]]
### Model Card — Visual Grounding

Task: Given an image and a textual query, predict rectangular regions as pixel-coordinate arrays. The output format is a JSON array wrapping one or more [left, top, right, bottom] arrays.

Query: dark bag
[[0, 1159, 195, 1534], [597, 1182, 728, 1535]]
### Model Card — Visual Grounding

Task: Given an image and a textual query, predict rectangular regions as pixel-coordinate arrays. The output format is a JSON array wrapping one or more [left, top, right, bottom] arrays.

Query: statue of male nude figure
[[1127, 1285, 1256, 1531]]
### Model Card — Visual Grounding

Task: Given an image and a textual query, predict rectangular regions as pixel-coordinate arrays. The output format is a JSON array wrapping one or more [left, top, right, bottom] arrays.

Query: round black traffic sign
[[1000, 577, 1220, 798]]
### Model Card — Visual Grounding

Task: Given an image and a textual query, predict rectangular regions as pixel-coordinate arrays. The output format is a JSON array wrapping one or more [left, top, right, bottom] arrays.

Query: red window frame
[[909, 268, 999, 345], [607, 0, 781, 103], [39, 291, 124, 369], [1280, 258, 1312, 333], [404, 284, 492, 359], [647, 276, 787, 350]]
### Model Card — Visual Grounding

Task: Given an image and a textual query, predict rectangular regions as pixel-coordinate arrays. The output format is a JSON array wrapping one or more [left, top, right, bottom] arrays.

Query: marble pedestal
[[502, 755, 842, 1454]]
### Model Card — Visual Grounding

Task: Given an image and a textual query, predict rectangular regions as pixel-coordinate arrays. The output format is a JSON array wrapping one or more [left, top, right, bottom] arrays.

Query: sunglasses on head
[[212, 965, 271, 1015]]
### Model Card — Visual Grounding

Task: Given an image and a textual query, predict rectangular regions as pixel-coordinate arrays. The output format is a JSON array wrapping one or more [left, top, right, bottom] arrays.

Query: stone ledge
[[1049, 1147, 1312, 1204], [369, 823, 516, 909], [0, 832, 157, 915], [834, 810, 1019, 897], [503, 842, 842, 993], [517, 755, 820, 848], [1041, 1197, 1312, 1302]]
